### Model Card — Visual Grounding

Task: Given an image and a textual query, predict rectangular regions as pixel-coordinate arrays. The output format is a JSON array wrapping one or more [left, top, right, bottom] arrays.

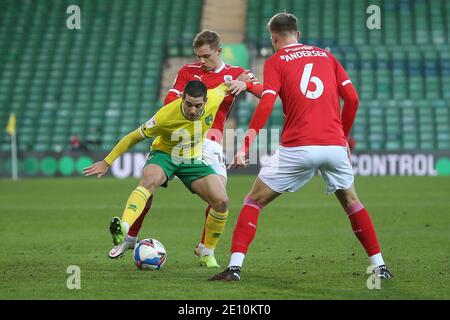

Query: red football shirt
[[165, 62, 252, 142], [263, 43, 351, 147]]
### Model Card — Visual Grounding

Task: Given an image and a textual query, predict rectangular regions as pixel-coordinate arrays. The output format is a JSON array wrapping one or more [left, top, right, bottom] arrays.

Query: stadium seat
[[240, 0, 450, 151], [1, 0, 449, 154], [0, 0, 202, 152]]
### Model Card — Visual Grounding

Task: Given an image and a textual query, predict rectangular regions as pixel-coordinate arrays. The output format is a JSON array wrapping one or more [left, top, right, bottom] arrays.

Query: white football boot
[[108, 236, 137, 259]]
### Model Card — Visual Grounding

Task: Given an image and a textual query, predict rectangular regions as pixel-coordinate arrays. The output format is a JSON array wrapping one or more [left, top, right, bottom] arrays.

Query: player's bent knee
[[139, 178, 161, 194], [211, 196, 228, 213], [247, 193, 265, 207], [336, 188, 359, 207], [341, 194, 359, 206], [244, 194, 264, 210], [247, 190, 273, 208]]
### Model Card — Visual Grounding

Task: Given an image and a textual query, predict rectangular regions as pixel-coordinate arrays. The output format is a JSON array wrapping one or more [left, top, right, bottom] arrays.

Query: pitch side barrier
[[0, 151, 449, 178]]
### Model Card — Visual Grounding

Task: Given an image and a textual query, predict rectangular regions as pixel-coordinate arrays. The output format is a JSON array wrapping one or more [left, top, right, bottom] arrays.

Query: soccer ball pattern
[[133, 238, 167, 270]]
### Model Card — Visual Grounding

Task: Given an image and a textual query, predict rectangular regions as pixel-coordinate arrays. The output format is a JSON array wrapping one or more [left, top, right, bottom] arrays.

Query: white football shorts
[[202, 138, 227, 179], [258, 145, 354, 194]]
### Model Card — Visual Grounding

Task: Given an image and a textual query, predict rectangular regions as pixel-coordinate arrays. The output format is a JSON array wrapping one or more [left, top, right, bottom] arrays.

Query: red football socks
[[345, 201, 381, 256], [231, 196, 263, 254]]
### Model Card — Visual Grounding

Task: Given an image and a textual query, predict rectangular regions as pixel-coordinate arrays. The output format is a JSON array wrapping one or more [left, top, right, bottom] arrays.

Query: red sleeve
[[235, 70, 264, 98], [340, 83, 359, 138], [163, 67, 188, 105], [239, 59, 280, 154], [239, 70, 264, 98], [261, 58, 281, 94], [335, 57, 351, 88], [334, 58, 359, 138], [245, 81, 264, 98]]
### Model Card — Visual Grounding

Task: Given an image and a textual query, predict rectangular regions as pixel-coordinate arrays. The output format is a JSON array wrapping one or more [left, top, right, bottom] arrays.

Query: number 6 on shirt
[[300, 63, 324, 99]]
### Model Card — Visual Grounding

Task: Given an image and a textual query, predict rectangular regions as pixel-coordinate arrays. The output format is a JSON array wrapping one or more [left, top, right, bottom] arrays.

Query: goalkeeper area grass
[[0, 175, 449, 299]]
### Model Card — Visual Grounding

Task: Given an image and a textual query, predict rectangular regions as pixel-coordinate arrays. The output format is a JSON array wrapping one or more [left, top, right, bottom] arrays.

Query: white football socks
[[229, 252, 245, 268], [125, 235, 137, 243], [202, 246, 214, 257], [122, 221, 130, 234], [369, 252, 385, 267]]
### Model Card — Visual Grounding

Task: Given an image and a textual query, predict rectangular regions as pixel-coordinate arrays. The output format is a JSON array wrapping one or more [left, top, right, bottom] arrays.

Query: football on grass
[[133, 238, 166, 270]]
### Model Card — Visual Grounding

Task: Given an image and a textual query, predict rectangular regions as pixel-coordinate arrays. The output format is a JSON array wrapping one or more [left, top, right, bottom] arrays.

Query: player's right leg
[[209, 177, 281, 281], [210, 146, 315, 281], [108, 163, 167, 258], [126, 195, 154, 240], [109, 201, 153, 259]]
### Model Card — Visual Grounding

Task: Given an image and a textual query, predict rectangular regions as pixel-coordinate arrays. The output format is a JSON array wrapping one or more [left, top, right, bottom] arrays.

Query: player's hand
[[236, 71, 257, 83], [83, 160, 110, 178], [228, 151, 248, 169], [226, 80, 247, 96]]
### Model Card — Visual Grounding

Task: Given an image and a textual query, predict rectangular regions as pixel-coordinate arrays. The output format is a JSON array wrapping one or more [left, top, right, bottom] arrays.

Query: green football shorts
[[145, 150, 217, 192]]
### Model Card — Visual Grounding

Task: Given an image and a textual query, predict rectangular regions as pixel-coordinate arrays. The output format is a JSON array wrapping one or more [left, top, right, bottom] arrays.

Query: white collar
[[212, 62, 226, 73], [283, 43, 302, 48]]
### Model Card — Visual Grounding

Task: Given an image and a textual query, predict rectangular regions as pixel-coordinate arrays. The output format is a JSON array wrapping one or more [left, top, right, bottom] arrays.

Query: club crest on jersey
[[205, 114, 213, 125], [224, 75, 233, 82], [145, 116, 156, 129]]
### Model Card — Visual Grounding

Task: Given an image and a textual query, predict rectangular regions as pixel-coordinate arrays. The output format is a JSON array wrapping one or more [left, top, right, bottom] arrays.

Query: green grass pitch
[[0, 175, 449, 299]]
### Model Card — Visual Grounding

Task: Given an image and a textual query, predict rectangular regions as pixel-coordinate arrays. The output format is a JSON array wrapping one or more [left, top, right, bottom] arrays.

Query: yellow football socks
[[122, 186, 151, 229], [204, 208, 228, 250]]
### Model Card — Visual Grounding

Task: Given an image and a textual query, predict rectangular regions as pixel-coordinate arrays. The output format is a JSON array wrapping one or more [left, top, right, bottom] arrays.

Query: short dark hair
[[183, 80, 207, 101], [193, 30, 221, 50], [268, 13, 298, 36]]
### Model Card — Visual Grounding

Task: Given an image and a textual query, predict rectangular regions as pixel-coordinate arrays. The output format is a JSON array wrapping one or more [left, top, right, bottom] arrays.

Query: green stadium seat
[[1, 0, 203, 152], [1, 0, 450, 154]]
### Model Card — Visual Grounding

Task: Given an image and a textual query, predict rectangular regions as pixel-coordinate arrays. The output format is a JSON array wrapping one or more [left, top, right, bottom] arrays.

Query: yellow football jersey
[[139, 84, 228, 158]]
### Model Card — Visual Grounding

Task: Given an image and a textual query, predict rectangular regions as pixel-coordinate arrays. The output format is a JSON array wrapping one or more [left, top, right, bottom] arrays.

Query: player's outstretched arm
[[83, 160, 110, 178], [83, 128, 145, 178], [229, 93, 277, 169], [236, 71, 263, 98]]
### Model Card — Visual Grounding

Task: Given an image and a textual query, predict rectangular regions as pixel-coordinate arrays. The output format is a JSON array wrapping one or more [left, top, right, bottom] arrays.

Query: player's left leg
[[195, 174, 227, 258], [319, 145, 393, 279], [196, 139, 228, 256], [191, 173, 229, 268], [335, 186, 393, 279]]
